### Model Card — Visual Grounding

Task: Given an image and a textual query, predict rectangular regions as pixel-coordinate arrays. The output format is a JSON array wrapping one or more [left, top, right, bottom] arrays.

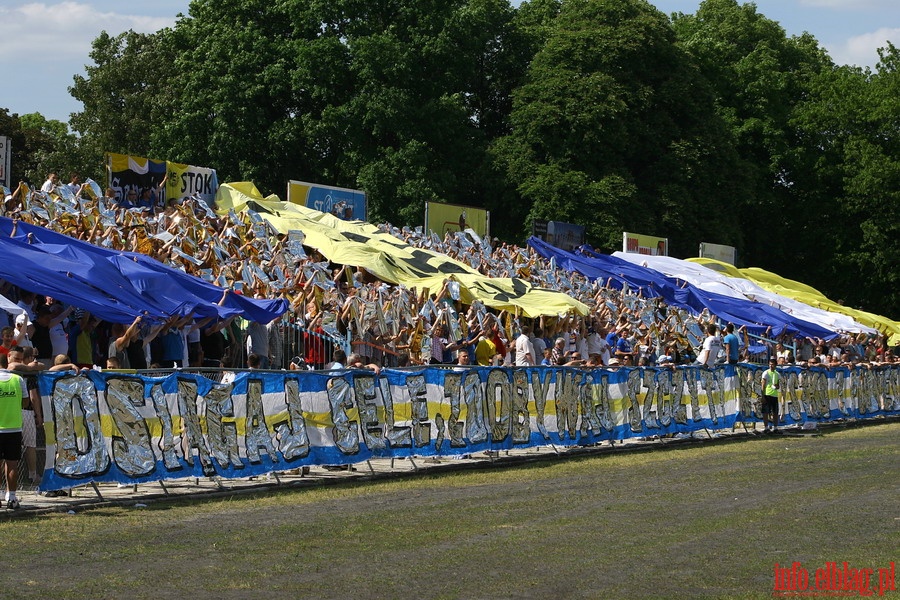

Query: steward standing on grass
[[0, 353, 26, 509], [760, 358, 780, 433]]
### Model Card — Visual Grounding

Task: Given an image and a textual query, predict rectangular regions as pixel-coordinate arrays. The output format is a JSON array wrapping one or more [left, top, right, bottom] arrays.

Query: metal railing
[[278, 321, 349, 370]]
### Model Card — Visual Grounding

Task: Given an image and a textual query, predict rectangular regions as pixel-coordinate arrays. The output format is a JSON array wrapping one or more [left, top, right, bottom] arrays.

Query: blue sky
[[1, 0, 898, 124]]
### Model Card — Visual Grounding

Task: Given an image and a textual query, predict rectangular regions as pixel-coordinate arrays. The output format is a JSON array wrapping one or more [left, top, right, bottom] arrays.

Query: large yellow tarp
[[216, 183, 588, 318], [689, 257, 900, 345]]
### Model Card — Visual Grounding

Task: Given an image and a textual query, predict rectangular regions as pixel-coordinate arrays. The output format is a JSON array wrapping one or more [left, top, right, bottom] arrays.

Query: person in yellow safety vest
[[760, 358, 781, 434], [0, 354, 26, 509]]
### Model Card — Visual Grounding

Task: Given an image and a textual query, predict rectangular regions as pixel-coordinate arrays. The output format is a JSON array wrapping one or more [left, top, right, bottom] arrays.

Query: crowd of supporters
[[1, 174, 895, 373]]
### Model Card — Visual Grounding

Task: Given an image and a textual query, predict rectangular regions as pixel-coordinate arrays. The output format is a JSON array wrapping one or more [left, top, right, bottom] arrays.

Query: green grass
[[1, 422, 897, 599]]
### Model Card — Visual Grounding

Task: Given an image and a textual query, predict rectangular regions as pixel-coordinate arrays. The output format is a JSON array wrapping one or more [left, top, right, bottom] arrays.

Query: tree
[[493, 0, 744, 254], [20, 113, 102, 185], [791, 46, 900, 317], [138, 0, 528, 228], [70, 29, 177, 161], [289, 0, 527, 225], [0, 109, 39, 187], [0, 110, 95, 187], [671, 0, 833, 270]]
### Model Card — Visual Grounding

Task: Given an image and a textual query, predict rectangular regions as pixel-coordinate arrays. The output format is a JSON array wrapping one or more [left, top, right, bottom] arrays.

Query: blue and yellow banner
[[287, 179, 367, 222], [37, 364, 899, 491], [106, 152, 218, 208]]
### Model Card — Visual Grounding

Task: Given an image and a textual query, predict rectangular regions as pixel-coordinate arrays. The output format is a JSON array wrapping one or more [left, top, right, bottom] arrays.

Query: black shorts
[[762, 395, 779, 415], [0, 431, 22, 461]]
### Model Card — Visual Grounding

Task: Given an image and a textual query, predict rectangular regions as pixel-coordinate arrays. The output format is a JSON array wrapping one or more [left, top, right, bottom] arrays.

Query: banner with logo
[[287, 180, 367, 222], [623, 231, 668, 256], [107, 152, 218, 208], [166, 162, 219, 208], [107, 152, 167, 204], [37, 364, 899, 491]]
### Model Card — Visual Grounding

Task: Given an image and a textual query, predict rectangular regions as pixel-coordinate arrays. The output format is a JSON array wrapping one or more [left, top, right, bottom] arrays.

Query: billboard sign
[[0, 136, 10, 189], [287, 180, 367, 222], [425, 201, 489, 239], [622, 231, 668, 256], [532, 219, 585, 251], [699, 242, 737, 265]]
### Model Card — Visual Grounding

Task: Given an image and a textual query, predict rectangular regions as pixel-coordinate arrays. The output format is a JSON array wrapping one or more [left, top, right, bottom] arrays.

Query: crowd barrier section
[[279, 321, 349, 370], [36, 364, 899, 492]]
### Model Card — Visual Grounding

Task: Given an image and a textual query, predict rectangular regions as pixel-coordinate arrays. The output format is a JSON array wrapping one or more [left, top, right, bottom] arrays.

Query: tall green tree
[[70, 29, 177, 161], [493, 0, 744, 254], [671, 0, 833, 270], [144, 0, 525, 227], [0, 109, 42, 187], [0, 110, 95, 187], [791, 47, 900, 317], [20, 113, 102, 184], [303, 0, 530, 225]]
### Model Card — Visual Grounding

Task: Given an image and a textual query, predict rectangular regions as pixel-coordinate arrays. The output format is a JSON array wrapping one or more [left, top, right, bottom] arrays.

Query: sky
[[1, 0, 898, 124]]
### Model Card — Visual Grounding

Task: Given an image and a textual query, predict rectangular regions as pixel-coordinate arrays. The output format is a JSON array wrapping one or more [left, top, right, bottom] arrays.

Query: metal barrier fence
[[278, 321, 350, 370], [745, 333, 797, 365], [350, 340, 407, 368]]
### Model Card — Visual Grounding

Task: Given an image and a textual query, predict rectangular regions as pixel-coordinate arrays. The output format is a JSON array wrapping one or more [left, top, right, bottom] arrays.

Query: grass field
[[2, 422, 897, 599]]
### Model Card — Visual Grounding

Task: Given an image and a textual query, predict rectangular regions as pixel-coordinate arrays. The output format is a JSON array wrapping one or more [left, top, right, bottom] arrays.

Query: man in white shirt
[[514, 326, 536, 366], [46, 301, 73, 358], [40, 173, 59, 194], [585, 319, 610, 365], [64, 173, 84, 198], [698, 324, 723, 367]]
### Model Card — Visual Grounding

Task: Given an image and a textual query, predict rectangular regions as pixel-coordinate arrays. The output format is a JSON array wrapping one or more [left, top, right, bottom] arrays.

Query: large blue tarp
[[528, 237, 838, 340], [0, 217, 287, 324]]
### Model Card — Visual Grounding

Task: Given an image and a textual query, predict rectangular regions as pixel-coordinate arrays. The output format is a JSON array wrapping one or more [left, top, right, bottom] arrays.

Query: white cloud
[[829, 27, 900, 68], [0, 2, 175, 63]]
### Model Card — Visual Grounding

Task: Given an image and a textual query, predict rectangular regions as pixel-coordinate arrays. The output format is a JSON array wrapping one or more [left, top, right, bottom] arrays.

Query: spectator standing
[[7, 347, 42, 484], [0, 355, 26, 509], [531, 327, 547, 362], [475, 334, 499, 366], [550, 337, 566, 366], [108, 316, 142, 370], [246, 317, 271, 369], [40, 173, 58, 194], [64, 173, 84, 198], [46, 302, 74, 359], [267, 317, 284, 369], [585, 319, 610, 366], [723, 323, 741, 365], [760, 358, 780, 433], [614, 326, 636, 362], [68, 311, 99, 368], [430, 324, 451, 364], [698, 324, 723, 368], [514, 326, 536, 366]]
